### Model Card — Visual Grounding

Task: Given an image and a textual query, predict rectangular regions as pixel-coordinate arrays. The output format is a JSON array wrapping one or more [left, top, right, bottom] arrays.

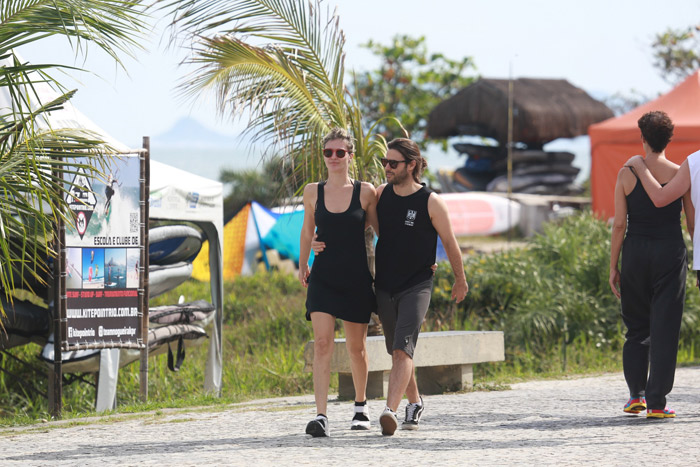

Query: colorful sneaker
[[351, 403, 370, 430], [305, 414, 330, 437], [647, 407, 676, 419], [623, 397, 647, 414], [379, 407, 398, 436], [402, 396, 425, 430]]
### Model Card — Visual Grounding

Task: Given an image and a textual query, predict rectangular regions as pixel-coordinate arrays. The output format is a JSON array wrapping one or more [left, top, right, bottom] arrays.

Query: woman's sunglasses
[[323, 149, 348, 158], [379, 158, 407, 169]]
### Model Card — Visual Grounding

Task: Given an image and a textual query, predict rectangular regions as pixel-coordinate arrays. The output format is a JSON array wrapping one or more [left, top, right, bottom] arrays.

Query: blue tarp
[[262, 210, 315, 266]]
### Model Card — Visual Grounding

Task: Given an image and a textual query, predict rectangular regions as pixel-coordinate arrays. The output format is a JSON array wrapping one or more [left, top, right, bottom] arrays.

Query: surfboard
[[149, 225, 204, 265], [149, 261, 193, 298], [149, 300, 215, 326], [439, 192, 521, 236], [486, 173, 576, 193]]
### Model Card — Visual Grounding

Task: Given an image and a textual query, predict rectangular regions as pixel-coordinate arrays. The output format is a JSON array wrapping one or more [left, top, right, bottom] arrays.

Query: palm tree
[[0, 1, 147, 307], [220, 155, 302, 217], [159, 0, 399, 189]]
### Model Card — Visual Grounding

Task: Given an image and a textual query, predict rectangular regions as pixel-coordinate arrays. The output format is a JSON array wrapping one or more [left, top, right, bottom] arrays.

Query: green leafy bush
[[430, 210, 700, 378]]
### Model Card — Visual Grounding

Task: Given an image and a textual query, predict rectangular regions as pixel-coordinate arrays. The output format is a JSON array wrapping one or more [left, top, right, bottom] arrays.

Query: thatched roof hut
[[427, 78, 614, 145]]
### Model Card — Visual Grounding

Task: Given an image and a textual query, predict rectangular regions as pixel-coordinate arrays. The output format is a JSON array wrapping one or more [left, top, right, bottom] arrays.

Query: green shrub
[[429, 210, 700, 378]]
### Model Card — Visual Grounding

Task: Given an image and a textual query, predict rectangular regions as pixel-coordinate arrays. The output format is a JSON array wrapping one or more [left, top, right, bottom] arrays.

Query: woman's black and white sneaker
[[402, 396, 424, 430], [351, 402, 370, 430], [379, 407, 398, 436], [305, 414, 330, 437]]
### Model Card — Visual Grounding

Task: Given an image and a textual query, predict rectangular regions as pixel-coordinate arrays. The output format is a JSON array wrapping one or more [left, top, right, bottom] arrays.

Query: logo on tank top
[[405, 209, 417, 226]]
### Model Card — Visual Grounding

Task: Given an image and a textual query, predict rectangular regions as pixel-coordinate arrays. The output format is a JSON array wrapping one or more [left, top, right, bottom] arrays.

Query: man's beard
[[389, 169, 409, 184]]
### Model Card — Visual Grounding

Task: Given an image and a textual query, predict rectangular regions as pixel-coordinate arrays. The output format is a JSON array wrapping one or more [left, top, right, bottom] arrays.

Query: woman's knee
[[345, 340, 367, 360], [314, 336, 334, 357]]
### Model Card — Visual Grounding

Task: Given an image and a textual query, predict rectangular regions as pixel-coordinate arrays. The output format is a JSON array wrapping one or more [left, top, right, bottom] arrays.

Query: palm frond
[[0, 0, 147, 66], [161, 0, 346, 95], [0, 122, 117, 296], [162, 0, 394, 189], [163, 1, 346, 133]]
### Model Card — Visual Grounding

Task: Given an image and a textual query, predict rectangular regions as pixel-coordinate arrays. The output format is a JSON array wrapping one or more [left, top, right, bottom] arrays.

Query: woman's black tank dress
[[305, 180, 376, 323]]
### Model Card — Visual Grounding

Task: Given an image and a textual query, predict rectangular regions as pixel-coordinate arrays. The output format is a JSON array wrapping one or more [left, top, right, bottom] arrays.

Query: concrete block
[[304, 330, 504, 398], [338, 370, 388, 400], [416, 364, 473, 394]]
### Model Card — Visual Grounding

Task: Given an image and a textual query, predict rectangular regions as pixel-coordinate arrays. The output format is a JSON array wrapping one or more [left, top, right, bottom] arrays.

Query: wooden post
[[49, 176, 65, 418], [506, 69, 514, 244], [139, 137, 150, 402]]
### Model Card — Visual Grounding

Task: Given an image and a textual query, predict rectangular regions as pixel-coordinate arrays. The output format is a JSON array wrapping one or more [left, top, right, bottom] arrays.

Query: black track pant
[[620, 235, 687, 410]]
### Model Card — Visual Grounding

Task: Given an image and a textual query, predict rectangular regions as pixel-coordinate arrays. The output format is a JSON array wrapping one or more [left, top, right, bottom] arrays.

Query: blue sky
[[16, 0, 698, 153]]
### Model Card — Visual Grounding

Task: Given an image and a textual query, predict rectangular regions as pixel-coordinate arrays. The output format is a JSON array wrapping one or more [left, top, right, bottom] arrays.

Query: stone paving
[[4, 367, 700, 466]]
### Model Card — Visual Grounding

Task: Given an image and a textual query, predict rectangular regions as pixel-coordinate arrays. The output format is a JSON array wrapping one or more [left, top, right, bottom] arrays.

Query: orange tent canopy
[[589, 70, 700, 219]]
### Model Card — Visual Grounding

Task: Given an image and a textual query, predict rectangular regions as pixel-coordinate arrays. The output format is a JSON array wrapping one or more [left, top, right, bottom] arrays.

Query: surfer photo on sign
[[103, 172, 122, 219]]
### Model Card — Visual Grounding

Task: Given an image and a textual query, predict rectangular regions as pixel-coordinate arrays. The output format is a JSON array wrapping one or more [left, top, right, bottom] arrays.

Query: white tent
[[1, 58, 224, 402], [149, 161, 224, 395]]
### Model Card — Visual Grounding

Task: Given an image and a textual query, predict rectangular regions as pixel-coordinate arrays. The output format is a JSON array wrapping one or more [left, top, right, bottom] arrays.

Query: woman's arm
[[298, 183, 317, 288], [362, 182, 379, 236], [626, 156, 691, 207], [609, 168, 629, 299]]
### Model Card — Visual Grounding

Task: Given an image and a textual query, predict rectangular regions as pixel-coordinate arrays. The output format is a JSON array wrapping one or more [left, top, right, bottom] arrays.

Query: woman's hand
[[298, 264, 311, 288], [609, 268, 621, 299], [311, 234, 326, 254]]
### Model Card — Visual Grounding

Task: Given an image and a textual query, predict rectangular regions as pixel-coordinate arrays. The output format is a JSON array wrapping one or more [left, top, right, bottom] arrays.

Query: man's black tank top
[[626, 170, 682, 239], [375, 183, 437, 293]]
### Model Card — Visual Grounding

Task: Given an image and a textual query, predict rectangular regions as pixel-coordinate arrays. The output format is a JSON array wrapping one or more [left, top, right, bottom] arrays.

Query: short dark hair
[[638, 111, 674, 153], [322, 127, 355, 153], [386, 138, 427, 183]]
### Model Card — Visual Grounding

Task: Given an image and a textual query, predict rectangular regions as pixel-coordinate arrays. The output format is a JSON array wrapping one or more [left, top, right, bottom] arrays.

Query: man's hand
[[311, 234, 326, 254], [451, 280, 469, 303], [625, 155, 645, 170]]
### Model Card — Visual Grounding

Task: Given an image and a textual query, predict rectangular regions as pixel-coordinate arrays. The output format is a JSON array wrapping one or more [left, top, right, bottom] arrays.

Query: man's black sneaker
[[402, 396, 424, 431], [305, 414, 329, 437], [351, 403, 370, 430]]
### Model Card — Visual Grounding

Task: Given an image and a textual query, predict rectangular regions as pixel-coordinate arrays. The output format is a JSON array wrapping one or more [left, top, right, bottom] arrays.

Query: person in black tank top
[[374, 138, 469, 435], [610, 111, 694, 419], [298, 128, 378, 437]]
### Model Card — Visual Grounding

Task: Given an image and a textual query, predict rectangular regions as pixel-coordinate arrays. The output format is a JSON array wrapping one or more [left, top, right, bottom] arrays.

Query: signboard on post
[[63, 154, 145, 350]]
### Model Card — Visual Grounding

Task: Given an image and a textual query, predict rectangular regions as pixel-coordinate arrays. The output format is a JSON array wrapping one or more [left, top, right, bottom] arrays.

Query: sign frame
[[61, 151, 147, 352]]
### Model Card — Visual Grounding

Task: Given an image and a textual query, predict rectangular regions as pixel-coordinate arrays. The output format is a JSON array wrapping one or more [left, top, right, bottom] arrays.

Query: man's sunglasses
[[379, 158, 408, 169], [323, 148, 349, 158]]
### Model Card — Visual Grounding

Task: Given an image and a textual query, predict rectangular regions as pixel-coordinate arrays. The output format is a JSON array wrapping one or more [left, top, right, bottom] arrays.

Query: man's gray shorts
[[376, 278, 433, 358]]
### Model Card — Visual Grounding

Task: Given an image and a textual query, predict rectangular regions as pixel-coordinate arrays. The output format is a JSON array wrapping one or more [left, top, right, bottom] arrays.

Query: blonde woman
[[299, 128, 378, 437]]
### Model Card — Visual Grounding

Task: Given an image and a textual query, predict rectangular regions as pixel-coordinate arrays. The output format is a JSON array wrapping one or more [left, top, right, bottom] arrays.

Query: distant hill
[[153, 117, 238, 148]]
